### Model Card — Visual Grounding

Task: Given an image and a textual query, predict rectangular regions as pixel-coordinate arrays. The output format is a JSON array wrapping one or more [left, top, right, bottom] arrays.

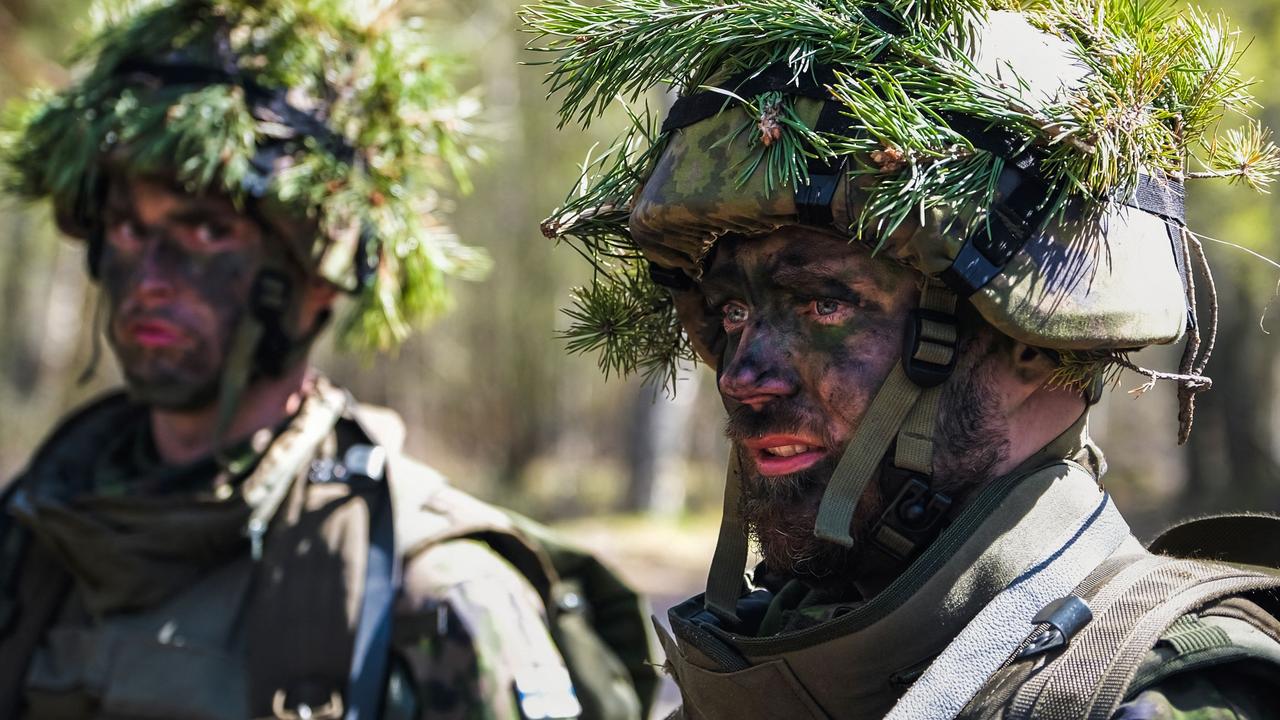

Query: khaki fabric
[[660, 419, 1123, 719]]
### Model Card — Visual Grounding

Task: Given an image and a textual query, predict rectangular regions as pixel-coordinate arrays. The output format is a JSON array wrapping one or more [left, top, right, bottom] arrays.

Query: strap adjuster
[[871, 475, 952, 561], [902, 308, 957, 388]]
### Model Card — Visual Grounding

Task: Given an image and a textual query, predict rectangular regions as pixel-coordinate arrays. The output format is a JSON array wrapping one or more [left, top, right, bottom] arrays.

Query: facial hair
[[730, 347, 1011, 592], [102, 239, 254, 411]]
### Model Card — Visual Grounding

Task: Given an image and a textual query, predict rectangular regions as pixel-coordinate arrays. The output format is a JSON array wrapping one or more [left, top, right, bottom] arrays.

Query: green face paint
[[703, 227, 918, 588], [100, 177, 267, 410]]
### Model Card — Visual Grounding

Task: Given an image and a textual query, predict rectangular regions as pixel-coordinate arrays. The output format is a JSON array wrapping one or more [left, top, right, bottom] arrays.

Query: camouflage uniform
[[525, 2, 1280, 718], [0, 380, 583, 719]]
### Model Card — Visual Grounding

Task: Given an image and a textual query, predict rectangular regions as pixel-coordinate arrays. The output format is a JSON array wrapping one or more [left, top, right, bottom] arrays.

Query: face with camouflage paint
[[100, 176, 265, 410], [705, 227, 1009, 588]]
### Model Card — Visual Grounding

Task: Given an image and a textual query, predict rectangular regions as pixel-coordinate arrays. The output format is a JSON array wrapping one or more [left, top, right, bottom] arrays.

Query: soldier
[[0, 1, 657, 718], [527, 1, 1280, 718]]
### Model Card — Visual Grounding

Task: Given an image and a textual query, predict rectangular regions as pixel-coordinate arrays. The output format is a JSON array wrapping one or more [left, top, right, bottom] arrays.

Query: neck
[[990, 385, 1087, 477], [150, 363, 311, 465]]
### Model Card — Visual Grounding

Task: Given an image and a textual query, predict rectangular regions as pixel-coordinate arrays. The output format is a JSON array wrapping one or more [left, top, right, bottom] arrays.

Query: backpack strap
[[344, 479, 397, 720], [1007, 556, 1280, 720]]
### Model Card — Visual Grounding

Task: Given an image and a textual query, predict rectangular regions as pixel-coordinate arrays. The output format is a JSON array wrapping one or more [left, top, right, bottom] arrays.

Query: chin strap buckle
[[871, 474, 953, 561]]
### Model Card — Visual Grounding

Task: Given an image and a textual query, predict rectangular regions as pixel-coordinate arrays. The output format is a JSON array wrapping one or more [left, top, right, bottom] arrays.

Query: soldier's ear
[[1008, 342, 1058, 388], [299, 278, 339, 331]]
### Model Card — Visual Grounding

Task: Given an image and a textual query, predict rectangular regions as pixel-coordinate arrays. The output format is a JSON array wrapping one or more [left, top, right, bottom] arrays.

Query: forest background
[[1, 0, 1278, 606]]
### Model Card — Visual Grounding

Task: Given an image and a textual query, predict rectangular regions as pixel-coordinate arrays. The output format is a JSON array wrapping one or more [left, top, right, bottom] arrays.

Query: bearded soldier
[[527, 1, 1280, 717], [0, 1, 658, 718]]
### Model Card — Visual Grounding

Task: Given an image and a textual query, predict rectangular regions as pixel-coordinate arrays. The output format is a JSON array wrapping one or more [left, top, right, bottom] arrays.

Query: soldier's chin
[[748, 514, 861, 589], [123, 369, 222, 411]]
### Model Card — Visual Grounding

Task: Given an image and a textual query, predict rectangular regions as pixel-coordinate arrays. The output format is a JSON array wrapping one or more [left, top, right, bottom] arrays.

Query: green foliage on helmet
[[524, 0, 1278, 391], [0, 0, 490, 353]]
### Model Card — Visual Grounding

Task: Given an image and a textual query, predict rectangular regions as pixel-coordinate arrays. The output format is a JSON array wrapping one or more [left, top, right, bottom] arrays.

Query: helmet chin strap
[[212, 267, 328, 471], [703, 279, 958, 623]]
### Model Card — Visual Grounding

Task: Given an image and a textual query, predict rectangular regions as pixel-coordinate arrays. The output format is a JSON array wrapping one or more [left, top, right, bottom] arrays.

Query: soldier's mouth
[[124, 318, 190, 349], [743, 435, 827, 476]]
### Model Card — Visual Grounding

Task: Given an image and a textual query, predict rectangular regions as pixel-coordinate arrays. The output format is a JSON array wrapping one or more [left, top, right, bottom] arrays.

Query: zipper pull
[[248, 518, 267, 561]]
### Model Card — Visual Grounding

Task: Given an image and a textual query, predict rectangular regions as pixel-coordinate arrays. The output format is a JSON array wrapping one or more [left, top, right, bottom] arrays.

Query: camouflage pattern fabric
[[395, 538, 579, 720], [0, 388, 575, 720], [1116, 670, 1279, 719], [632, 96, 1188, 354]]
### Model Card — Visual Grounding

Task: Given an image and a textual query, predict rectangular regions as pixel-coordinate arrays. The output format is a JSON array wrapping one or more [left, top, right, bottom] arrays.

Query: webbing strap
[[884, 492, 1130, 720], [1010, 558, 1280, 720], [345, 482, 397, 720], [894, 386, 941, 474], [212, 313, 265, 468], [242, 385, 347, 560], [704, 451, 750, 623], [813, 364, 923, 547], [814, 279, 955, 547]]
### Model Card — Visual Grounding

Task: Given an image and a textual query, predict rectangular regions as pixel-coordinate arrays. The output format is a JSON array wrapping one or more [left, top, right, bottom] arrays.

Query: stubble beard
[[731, 352, 1010, 592], [107, 306, 240, 412]]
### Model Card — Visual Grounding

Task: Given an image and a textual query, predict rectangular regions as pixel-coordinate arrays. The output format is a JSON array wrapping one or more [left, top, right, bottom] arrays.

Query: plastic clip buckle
[[872, 476, 953, 561], [1014, 594, 1093, 661], [902, 308, 957, 388]]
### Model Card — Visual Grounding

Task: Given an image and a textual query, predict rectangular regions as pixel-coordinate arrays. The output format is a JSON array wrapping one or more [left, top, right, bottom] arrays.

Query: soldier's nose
[[133, 242, 178, 305], [718, 327, 797, 410]]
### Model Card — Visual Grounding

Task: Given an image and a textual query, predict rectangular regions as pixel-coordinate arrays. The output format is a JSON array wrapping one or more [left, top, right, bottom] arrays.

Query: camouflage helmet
[[529, 0, 1278, 433], [2, 0, 489, 353], [528, 1, 1277, 620]]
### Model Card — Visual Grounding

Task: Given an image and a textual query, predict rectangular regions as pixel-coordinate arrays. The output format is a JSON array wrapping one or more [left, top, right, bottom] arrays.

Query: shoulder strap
[[1007, 556, 1280, 720], [1148, 513, 1280, 568], [345, 480, 397, 720]]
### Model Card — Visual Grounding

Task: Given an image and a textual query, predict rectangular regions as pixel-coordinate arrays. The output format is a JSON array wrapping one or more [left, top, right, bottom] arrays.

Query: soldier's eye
[[814, 299, 841, 316], [194, 222, 233, 246], [721, 301, 749, 331], [106, 219, 143, 251]]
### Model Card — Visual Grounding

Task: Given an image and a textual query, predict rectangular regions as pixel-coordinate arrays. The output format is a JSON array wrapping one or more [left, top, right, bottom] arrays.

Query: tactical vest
[[656, 456, 1280, 720], [0, 383, 658, 720]]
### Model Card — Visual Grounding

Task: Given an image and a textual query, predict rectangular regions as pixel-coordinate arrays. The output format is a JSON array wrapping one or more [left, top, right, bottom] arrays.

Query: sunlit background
[[1, 1, 1278, 682]]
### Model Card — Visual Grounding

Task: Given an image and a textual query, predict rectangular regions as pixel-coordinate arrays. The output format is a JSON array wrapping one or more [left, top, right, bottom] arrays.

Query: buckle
[[1014, 595, 1093, 661], [902, 308, 957, 388], [871, 475, 952, 561], [272, 689, 344, 720]]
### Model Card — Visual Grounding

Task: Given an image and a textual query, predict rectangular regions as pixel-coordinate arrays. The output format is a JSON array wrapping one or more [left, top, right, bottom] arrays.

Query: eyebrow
[[699, 263, 745, 294], [166, 204, 233, 226]]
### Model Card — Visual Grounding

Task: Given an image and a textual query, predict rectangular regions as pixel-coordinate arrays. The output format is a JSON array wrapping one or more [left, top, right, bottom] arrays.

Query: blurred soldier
[[0, 1, 657, 718], [528, 1, 1280, 717]]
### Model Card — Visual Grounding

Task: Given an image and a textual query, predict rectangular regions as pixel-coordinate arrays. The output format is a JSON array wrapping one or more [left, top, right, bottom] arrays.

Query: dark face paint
[[705, 227, 1009, 590], [100, 177, 265, 410]]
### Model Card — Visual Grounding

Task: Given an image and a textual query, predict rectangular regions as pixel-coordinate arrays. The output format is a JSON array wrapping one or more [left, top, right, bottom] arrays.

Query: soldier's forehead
[[106, 174, 239, 217], [706, 227, 907, 291]]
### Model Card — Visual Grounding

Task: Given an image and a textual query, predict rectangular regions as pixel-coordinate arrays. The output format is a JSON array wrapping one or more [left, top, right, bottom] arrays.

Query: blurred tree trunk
[[624, 375, 699, 516], [1184, 273, 1280, 511], [0, 212, 42, 397]]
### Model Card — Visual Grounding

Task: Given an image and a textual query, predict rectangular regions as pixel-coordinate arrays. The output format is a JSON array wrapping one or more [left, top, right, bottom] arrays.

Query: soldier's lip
[[743, 435, 826, 476], [127, 319, 187, 348]]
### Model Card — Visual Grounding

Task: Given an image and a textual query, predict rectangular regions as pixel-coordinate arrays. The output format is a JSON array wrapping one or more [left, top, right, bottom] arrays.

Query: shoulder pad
[[385, 456, 558, 601]]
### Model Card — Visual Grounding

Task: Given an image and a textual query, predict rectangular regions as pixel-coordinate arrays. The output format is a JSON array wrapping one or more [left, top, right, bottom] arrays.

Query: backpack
[[960, 513, 1280, 720]]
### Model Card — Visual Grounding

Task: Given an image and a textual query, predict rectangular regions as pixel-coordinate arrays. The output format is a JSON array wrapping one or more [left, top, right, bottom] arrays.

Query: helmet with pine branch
[[3, 0, 488, 354], [528, 0, 1278, 620], [529, 0, 1278, 442]]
